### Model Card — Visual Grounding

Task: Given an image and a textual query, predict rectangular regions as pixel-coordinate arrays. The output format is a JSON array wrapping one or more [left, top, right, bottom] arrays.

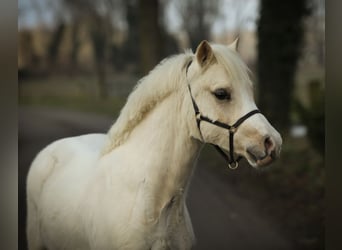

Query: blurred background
[[18, 0, 324, 249]]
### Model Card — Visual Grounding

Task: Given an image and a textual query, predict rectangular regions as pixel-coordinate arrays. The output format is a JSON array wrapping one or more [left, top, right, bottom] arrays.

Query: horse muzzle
[[245, 135, 281, 168]]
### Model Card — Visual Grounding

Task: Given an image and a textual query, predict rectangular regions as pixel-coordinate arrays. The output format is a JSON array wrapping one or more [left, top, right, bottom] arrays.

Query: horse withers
[[26, 40, 282, 250]]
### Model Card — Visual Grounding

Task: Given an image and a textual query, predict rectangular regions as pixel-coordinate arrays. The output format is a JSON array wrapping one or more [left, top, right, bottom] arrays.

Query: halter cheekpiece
[[186, 60, 261, 169]]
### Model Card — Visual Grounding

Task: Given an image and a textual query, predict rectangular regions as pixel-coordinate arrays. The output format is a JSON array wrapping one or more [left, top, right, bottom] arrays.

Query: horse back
[[26, 133, 109, 249], [27, 133, 108, 198]]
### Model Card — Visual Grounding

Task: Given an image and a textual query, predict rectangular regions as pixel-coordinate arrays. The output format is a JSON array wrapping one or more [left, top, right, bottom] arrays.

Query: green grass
[[18, 74, 136, 116], [19, 95, 126, 116]]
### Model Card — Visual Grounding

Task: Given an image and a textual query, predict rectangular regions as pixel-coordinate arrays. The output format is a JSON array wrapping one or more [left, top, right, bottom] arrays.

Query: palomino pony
[[26, 40, 282, 250]]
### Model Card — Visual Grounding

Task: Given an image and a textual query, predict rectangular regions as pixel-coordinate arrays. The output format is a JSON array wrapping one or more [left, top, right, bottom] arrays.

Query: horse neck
[[122, 90, 201, 201]]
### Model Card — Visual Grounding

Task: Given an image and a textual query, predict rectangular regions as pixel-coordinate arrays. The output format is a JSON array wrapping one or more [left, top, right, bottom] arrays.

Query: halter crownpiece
[[185, 60, 261, 169]]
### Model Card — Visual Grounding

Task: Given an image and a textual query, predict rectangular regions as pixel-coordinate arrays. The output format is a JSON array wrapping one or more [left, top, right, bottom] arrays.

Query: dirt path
[[19, 106, 293, 250]]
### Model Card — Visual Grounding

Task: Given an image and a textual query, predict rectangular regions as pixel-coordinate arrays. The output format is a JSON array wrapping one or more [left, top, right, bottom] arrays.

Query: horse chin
[[245, 154, 274, 169], [218, 148, 274, 169], [245, 156, 259, 168]]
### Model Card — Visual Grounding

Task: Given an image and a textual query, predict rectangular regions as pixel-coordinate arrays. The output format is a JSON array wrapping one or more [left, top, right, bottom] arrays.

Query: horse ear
[[228, 38, 239, 52], [195, 40, 214, 67]]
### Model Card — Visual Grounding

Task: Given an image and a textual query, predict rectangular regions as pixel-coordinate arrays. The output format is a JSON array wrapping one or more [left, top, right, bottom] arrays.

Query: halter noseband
[[186, 60, 261, 169]]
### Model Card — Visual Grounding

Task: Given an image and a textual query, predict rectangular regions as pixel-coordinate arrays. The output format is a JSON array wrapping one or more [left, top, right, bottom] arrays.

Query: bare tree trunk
[[47, 23, 66, 69], [177, 0, 219, 51], [96, 60, 107, 98], [70, 21, 80, 74], [91, 16, 109, 99], [138, 0, 163, 75], [257, 0, 310, 131]]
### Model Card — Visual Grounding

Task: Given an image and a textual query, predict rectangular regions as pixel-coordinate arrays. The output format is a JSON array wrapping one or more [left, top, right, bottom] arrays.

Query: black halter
[[186, 60, 261, 169]]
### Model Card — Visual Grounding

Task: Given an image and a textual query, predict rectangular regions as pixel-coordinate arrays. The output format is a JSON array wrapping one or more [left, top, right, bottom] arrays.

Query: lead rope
[[185, 60, 260, 169]]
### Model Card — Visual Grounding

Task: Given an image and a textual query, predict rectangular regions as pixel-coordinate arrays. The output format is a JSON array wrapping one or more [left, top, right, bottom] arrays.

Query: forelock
[[211, 44, 253, 89]]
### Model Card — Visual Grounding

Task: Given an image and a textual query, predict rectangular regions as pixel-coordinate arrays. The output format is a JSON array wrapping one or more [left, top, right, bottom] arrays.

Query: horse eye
[[213, 89, 231, 101]]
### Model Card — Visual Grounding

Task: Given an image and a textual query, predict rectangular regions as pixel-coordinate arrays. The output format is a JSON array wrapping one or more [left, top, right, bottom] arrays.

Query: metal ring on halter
[[229, 126, 237, 134], [228, 161, 239, 169], [196, 112, 202, 120]]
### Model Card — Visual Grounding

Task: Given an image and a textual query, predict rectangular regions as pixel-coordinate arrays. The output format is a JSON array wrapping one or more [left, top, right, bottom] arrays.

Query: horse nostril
[[264, 136, 275, 155]]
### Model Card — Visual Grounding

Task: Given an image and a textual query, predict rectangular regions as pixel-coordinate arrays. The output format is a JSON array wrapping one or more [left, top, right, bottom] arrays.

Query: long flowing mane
[[102, 51, 193, 154], [102, 44, 254, 154]]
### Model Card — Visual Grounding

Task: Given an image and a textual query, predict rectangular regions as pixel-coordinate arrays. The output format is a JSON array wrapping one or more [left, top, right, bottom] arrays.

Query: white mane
[[102, 50, 193, 154], [103, 44, 253, 154]]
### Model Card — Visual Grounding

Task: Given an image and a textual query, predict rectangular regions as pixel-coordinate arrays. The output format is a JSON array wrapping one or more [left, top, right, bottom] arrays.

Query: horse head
[[186, 40, 282, 168]]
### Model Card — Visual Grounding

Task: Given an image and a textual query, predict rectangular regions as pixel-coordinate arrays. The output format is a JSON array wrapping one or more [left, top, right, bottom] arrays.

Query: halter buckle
[[196, 112, 202, 120], [229, 126, 237, 134], [228, 161, 239, 169]]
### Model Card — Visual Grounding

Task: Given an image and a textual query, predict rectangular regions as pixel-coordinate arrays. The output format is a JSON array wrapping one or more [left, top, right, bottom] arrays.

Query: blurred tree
[[113, 0, 140, 72], [70, 21, 81, 73], [91, 15, 111, 98], [19, 0, 66, 71], [158, 0, 179, 58], [138, 0, 163, 75], [176, 0, 220, 50], [295, 79, 325, 155], [63, 0, 122, 98], [114, 0, 178, 75], [47, 22, 66, 67], [257, 0, 311, 132], [226, 0, 255, 39], [18, 31, 35, 80], [160, 31, 179, 58], [304, 0, 325, 65]]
